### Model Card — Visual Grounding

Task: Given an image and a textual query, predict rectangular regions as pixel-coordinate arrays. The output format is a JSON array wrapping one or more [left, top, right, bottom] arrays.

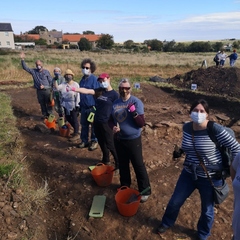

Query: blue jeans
[[80, 107, 97, 143], [161, 168, 222, 240], [230, 59, 236, 67]]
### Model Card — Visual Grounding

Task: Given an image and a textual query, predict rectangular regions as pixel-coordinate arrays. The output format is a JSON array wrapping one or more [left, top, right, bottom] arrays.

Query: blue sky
[[2, 0, 240, 43]]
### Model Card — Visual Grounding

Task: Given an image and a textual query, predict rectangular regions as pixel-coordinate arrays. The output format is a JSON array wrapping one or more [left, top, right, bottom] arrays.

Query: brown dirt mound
[[169, 66, 240, 99]]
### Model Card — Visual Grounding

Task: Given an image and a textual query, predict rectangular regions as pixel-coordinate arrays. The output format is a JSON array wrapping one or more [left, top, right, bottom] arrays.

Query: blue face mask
[[54, 72, 60, 77], [100, 81, 109, 88]]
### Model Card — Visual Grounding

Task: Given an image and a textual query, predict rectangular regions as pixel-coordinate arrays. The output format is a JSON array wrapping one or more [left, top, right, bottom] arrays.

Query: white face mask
[[100, 81, 109, 88], [82, 68, 90, 76], [37, 65, 42, 70], [190, 112, 207, 124]]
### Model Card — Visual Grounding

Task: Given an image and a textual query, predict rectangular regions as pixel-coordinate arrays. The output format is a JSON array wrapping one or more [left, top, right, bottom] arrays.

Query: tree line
[[14, 26, 240, 52]]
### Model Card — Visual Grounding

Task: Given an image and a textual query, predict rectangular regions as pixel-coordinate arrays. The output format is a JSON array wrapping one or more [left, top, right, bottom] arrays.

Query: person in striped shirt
[[157, 99, 240, 240]]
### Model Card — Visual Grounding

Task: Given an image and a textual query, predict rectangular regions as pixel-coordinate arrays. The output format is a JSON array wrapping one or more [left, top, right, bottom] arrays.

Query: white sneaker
[[140, 195, 150, 203]]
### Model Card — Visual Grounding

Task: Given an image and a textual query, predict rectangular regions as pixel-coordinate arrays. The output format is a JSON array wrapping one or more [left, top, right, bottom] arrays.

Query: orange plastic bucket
[[59, 125, 70, 137], [48, 99, 55, 106], [91, 163, 114, 187], [44, 119, 56, 129], [115, 186, 141, 217]]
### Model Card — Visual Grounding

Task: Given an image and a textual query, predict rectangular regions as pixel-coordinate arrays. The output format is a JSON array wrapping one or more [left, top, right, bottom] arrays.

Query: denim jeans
[[161, 168, 222, 240], [80, 107, 97, 143]]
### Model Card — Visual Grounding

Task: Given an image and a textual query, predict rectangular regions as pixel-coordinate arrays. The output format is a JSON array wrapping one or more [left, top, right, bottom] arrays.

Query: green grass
[[0, 91, 51, 223], [0, 163, 15, 177]]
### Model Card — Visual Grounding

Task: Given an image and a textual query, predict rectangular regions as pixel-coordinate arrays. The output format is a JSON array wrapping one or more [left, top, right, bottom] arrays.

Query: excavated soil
[[1, 66, 240, 240]]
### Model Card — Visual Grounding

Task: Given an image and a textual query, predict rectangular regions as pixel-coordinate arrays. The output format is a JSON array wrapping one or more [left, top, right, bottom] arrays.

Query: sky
[[1, 0, 240, 43]]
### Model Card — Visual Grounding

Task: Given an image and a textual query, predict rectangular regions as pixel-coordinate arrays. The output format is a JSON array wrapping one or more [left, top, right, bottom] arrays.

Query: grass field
[[1, 49, 238, 84]]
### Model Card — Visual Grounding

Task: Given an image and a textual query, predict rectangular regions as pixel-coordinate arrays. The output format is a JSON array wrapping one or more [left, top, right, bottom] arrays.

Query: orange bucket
[[59, 125, 70, 137], [91, 163, 114, 187], [44, 119, 56, 129], [115, 186, 141, 217], [48, 99, 55, 106]]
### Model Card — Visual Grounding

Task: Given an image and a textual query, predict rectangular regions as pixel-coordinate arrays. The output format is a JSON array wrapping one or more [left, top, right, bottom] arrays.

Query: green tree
[[78, 38, 92, 51], [144, 39, 163, 51], [28, 26, 48, 34], [150, 39, 163, 51], [212, 42, 224, 52], [124, 40, 134, 49], [14, 35, 24, 42], [174, 42, 187, 52], [35, 38, 47, 45], [232, 41, 240, 49], [96, 34, 114, 49], [187, 41, 211, 52], [83, 30, 95, 35], [162, 40, 176, 52]]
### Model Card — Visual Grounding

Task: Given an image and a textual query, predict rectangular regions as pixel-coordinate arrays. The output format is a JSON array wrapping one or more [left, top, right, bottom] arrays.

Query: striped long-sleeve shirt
[[21, 60, 52, 89], [181, 121, 240, 178]]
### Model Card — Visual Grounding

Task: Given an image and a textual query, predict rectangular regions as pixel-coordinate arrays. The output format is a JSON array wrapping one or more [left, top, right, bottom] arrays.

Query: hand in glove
[[127, 103, 138, 118], [173, 147, 184, 158], [66, 86, 76, 92], [127, 103, 136, 112]]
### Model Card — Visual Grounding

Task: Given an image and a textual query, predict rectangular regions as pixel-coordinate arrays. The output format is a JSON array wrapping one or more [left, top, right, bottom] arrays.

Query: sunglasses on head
[[119, 87, 131, 90], [82, 67, 90, 70]]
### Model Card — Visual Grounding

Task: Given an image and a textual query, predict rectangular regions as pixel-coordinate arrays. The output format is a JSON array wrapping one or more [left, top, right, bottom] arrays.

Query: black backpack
[[207, 121, 235, 179], [213, 55, 219, 62]]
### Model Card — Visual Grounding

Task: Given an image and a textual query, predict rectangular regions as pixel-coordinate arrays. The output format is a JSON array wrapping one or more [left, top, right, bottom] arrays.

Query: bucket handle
[[95, 163, 105, 167], [117, 186, 129, 192]]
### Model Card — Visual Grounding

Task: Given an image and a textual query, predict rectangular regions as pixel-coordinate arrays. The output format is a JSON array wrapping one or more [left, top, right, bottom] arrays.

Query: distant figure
[[201, 59, 207, 68], [213, 51, 221, 67], [219, 50, 228, 67], [20, 52, 53, 119], [227, 49, 238, 67]]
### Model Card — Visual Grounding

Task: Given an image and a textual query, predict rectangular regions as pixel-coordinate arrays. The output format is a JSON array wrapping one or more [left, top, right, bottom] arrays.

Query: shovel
[[126, 186, 151, 204]]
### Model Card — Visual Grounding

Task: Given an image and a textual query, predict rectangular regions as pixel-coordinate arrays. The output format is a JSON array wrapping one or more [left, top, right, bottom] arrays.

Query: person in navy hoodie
[[227, 49, 238, 67], [78, 58, 100, 151], [68, 73, 119, 170]]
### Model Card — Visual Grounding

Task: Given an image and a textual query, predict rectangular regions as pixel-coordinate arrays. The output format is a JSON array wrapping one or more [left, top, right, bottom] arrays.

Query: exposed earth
[[1, 66, 240, 240]]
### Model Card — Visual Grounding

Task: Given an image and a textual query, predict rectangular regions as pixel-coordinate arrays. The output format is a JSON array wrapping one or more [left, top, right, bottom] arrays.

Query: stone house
[[0, 23, 15, 49], [39, 30, 62, 45]]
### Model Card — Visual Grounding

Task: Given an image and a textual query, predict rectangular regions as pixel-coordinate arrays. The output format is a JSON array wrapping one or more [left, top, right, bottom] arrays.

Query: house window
[[5, 32, 9, 36], [6, 41, 10, 46], [49, 40, 51, 44]]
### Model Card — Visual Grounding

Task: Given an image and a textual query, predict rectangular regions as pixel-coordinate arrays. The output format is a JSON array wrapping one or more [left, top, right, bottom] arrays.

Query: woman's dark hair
[[81, 58, 97, 73], [189, 99, 209, 114]]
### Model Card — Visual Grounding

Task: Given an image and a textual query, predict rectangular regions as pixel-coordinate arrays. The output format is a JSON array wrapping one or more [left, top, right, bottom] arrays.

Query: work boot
[[88, 141, 98, 151], [68, 133, 79, 142], [78, 142, 89, 148], [157, 224, 169, 234]]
